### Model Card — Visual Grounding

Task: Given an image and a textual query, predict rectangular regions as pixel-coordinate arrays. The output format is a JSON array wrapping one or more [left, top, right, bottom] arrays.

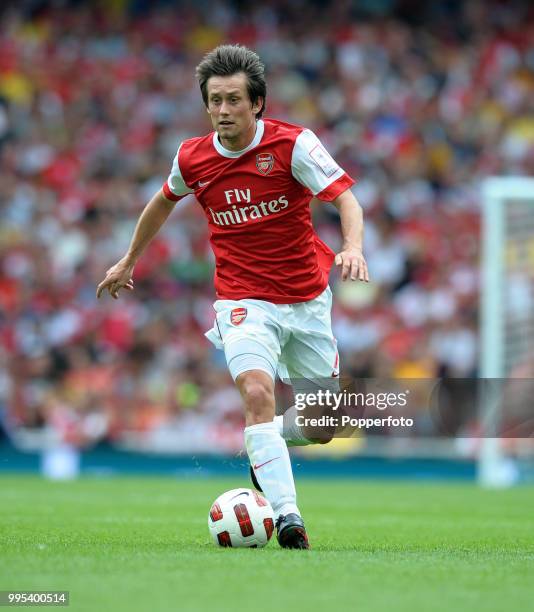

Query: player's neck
[[219, 120, 258, 152]]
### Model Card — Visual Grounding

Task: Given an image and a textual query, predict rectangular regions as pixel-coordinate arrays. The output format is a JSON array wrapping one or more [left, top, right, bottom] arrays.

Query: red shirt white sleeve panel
[[290, 129, 355, 201], [162, 143, 195, 201]]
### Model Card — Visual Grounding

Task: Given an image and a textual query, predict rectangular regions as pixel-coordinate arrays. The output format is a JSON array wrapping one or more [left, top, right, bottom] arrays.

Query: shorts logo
[[230, 307, 247, 326], [256, 153, 274, 175]]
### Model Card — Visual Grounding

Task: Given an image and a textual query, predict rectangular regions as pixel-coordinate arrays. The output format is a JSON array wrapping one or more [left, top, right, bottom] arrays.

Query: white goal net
[[479, 177, 534, 486]]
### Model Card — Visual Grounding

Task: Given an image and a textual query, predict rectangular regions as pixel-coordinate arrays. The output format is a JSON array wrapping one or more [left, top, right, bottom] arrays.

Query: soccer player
[[97, 45, 369, 549]]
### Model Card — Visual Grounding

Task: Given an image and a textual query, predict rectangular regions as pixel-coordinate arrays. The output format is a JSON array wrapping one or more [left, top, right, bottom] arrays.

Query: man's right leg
[[206, 299, 309, 547], [236, 369, 298, 515], [235, 369, 309, 549]]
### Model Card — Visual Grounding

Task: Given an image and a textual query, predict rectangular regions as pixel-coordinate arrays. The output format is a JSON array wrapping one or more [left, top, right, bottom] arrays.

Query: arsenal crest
[[256, 153, 274, 175], [230, 307, 247, 326]]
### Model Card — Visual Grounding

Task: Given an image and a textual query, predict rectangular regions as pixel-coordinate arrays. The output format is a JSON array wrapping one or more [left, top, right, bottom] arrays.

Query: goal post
[[478, 177, 534, 486]]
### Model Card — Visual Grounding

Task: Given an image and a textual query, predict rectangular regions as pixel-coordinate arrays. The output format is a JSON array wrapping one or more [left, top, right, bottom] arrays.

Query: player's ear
[[252, 97, 264, 116]]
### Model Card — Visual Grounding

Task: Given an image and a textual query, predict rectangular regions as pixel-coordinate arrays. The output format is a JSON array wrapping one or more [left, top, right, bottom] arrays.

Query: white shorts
[[205, 286, 339, 388]]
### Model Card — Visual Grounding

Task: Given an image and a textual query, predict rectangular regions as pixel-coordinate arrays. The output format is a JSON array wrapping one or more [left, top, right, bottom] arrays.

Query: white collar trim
[[212, 120, 264, 158]]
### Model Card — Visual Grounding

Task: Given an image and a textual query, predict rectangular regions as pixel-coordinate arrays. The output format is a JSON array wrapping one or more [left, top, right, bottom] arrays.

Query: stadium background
[[0, 0, 533, 474]]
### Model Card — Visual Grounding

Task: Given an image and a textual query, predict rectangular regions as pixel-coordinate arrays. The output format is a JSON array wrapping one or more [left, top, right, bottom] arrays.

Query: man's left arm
[[331, 189, 369, 282]]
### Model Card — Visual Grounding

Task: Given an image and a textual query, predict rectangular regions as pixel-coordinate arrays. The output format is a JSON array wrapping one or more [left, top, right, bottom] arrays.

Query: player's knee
[[245, 397, 274, 424], [303, 418, 336, 444], [309, 432, 335, 445], [238, 375, 275, 424], [242, 381, 272, 410]]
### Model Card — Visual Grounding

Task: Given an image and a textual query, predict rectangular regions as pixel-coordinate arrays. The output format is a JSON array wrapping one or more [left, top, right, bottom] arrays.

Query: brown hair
[[196, 44, 266, 119]]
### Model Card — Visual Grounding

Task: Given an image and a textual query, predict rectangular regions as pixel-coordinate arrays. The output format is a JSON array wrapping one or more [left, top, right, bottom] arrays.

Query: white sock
[[244, 421, 300, 519], [274, 407, 314, 446]]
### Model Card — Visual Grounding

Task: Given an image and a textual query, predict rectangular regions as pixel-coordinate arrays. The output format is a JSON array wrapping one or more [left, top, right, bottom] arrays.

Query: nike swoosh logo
[[230, 491, 250, 501], [253, 457, 280, 470], [198, 180, 210, 187]]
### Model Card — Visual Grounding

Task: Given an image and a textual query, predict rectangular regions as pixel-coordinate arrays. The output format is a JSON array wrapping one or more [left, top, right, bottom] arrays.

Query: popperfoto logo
[[280, 378, 534, 439], [293, 388, 414, 431]]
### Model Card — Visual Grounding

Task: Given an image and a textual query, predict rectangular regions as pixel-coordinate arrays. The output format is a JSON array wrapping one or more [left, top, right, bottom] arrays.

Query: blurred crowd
[[1, 0, 533, 449]]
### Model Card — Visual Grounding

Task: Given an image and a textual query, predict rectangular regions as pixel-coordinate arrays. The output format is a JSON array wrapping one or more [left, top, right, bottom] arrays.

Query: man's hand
[[96, 258, 135, 299], [334, 247, 369, 282]]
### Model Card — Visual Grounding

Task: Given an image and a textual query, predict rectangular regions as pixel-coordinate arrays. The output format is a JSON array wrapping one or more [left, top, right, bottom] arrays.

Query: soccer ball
[[208, 488, 275, 548]]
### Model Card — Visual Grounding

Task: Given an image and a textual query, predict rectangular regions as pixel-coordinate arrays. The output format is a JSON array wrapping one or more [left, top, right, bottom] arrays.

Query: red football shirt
[[162, 118, 355, 304]]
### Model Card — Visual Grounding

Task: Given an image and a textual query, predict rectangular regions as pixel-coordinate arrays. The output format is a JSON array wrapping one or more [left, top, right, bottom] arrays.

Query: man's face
[[206, 73, 262, 144]]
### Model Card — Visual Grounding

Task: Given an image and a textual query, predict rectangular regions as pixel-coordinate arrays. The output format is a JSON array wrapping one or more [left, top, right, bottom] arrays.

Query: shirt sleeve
[[291, 129, 355, 201], [162, 143, 195, 202]]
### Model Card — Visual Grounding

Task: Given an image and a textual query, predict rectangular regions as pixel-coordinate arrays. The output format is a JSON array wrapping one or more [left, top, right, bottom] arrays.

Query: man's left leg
[[277, 286, 340, 446]]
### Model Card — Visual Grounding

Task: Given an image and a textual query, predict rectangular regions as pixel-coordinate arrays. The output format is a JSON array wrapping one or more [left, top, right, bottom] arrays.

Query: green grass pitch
[[1, 475, 533, 612]]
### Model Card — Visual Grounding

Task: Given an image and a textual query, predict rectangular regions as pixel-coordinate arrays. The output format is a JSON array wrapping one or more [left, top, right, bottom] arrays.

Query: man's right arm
[[123, 188, 177, 266], [96, 188, 177, 299]]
